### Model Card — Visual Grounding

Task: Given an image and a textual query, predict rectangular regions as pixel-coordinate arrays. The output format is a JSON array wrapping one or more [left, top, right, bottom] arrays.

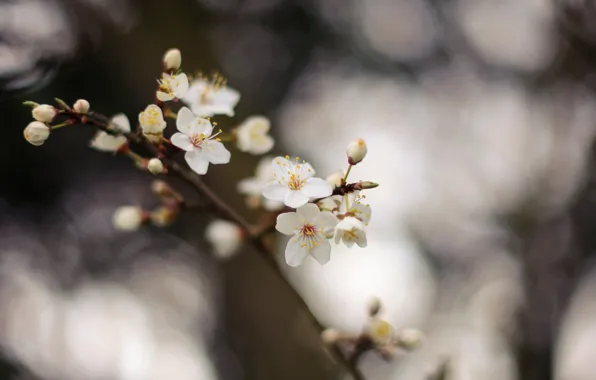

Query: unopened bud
[[326, 171, 345, 188], [151, 180, 170, 196], [147, 158, 164, 174], [396, 328, 424, 350], [32, 104, 57, 123], [163, 48, 182, 71], [73, 99, 90, 114], [23, 121, 50, 146], [205, 219, 244, 260], [321, 328, 340, 344], [358, 181, 379, 190], [112, 206, 143, 231], [368, 319, 394, 345], [346, 138, 367, 165]]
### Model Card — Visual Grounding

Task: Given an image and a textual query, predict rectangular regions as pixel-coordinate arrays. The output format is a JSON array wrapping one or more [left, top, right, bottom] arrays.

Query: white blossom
[[147, 158, 164, 174], [90, 113, 130, 152], [171, 107, 231, 175], [163, 48, 181, 71], [112, 206, 143, 231], [31, 104, 56, 123], [73, 99, 90, 114], [275, 203, 338, 266], [235, 116, 275, 155], [156, 72, 189, 102], [205, 219, 244, 260], [325, 170, 345, 188], [237, 156, 284, 211], [262, 156, 332, 208], [334, 216, 367, 248], [182, 77, 240, 117], [346, 138, 367, 165], [139, 105, 167, 142], [23, 121, 50, 146], [339, 192, 372, 225], [317, 195, 342, 212]]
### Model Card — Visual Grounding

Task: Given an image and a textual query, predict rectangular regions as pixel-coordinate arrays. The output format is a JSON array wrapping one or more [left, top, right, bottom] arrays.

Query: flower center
[[300, 224, 317, 236], [190, 129, 222, 148], [143, 109, 161, 126], [288, 174, 304, 190]]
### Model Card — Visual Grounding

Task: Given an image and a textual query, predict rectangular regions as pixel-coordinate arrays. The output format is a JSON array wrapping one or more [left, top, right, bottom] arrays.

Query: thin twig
[[70, 111, 367, 380]]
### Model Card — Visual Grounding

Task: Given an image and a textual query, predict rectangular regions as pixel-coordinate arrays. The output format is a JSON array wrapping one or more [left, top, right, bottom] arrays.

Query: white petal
[[237, 177, 263, 195], [301, 178, 333, 198], [285, 235, 310, 267], [173, 73, 189, 98], [353, 203, 372, 224], [185, 150, 210, 175], [355, 230, 367, 248], [90, 132, 127, 152], [110, 113, 131, 133], [297, 162, 315, 179], [263, 199, 285, 211], [295, 203, 320, 223], [310, 237, 331, 265], [189, 117, 214, 137], [171, 133, 194, 151], [275, 212, 301, 235], [334, 230, 342, 245], [176, 107, 195, 133], [272, 156, 290, 182], [156, 91, 174, 102], [285, 190, 310, 208], [249, 135, 274, 155], [203, 140, 231, 164], [313, 211, 339, 237], [262, 182, 288, 201]]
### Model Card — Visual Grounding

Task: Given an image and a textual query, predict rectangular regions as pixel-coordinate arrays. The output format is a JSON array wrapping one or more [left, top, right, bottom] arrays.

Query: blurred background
[[2, 0, 596, 379]]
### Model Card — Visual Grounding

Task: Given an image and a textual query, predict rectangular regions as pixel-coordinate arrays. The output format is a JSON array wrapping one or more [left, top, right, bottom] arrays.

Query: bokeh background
[[2, 0, 596, 379]]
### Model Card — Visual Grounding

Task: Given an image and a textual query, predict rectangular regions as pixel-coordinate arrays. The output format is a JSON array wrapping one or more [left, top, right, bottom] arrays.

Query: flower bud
[[112, 206, 143, 231], [32, 104, 57, 123], [163, 48, 182, 71], [325, 171, 345, 188], [346, 138, 367, 165], [368, 297, 382, 317], [205, 219, 243, 260], [368, 319, 394, 345], [73, 99, 90, 114], [150, 206, 178, 227], [23, 121, 50, 146], [396, 328, 424, 350], [147, 158, 164, 174]]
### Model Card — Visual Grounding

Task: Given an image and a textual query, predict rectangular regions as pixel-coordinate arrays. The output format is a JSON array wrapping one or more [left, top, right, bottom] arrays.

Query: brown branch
[[67, 110, 367, 380]]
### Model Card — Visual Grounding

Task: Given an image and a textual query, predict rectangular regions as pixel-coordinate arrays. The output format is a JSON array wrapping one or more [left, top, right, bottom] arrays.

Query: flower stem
[[51, 121, 72, 130], [344, 165, 353, 183]]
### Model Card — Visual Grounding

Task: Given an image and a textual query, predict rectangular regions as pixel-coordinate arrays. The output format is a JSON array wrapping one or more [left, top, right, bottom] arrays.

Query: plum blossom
[[32, 104, 56, 123], [334, 216, 367, 248], [262, 156, 332, 208], [90, 113, 130, 152], [182, 76, 240, 117], [235, 116, 275, 155], [275, 203, 339, 266], [139, 105, 167, 142], [339, 192, 372, 226], [156, 72, 189, 102], [23, 121, 50, 146], [238, 156, 284, 211], [171, 107, 231, 175]]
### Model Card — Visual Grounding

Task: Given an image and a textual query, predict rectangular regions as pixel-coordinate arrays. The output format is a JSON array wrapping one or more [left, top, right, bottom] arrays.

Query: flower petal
[[185, 150, 210, 175], [272, 156, 290, 183], [156, 91, 174, 102], [189, 117, 214, 137], [110, 113, 131, 133], [285, 190, 310, 208], [285, 235, 310, 267], [250, 135, 274, 155], [295, 203, 320, 223], [203, 140, 231, 164], [171, 132, 194, 152], [355, 230, 367, 248], [176, 107, 195, 133], [262, 182, 288, 201], [173, 73, 189, 98], [263, 199, 285, 211], [237, 177, 263, 195], [310, 237, 331, 265], [275, 212, 301, 235], [302, 178, 333, 198], [313, 211, 339, 238]]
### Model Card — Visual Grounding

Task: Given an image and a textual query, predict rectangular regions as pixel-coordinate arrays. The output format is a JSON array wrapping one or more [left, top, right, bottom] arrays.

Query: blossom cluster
[[21, 48, 377, 269]]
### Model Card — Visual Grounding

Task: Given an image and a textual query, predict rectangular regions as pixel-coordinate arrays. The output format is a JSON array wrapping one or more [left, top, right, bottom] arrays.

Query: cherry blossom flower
[[182, 76, 240, 117], [262, 156, 332, 208], [23, 121, 50, 146], [171, 107, 231, 175], [275, 203, 339, 266], [156, 72, 189, 102], [235, 116, 274, 155], [90, 113, 130, 152], [334, 216, 367, 248], [237, 156, 284, 211], [139, 105, 167, 142], [339, 192, 372, 225]]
